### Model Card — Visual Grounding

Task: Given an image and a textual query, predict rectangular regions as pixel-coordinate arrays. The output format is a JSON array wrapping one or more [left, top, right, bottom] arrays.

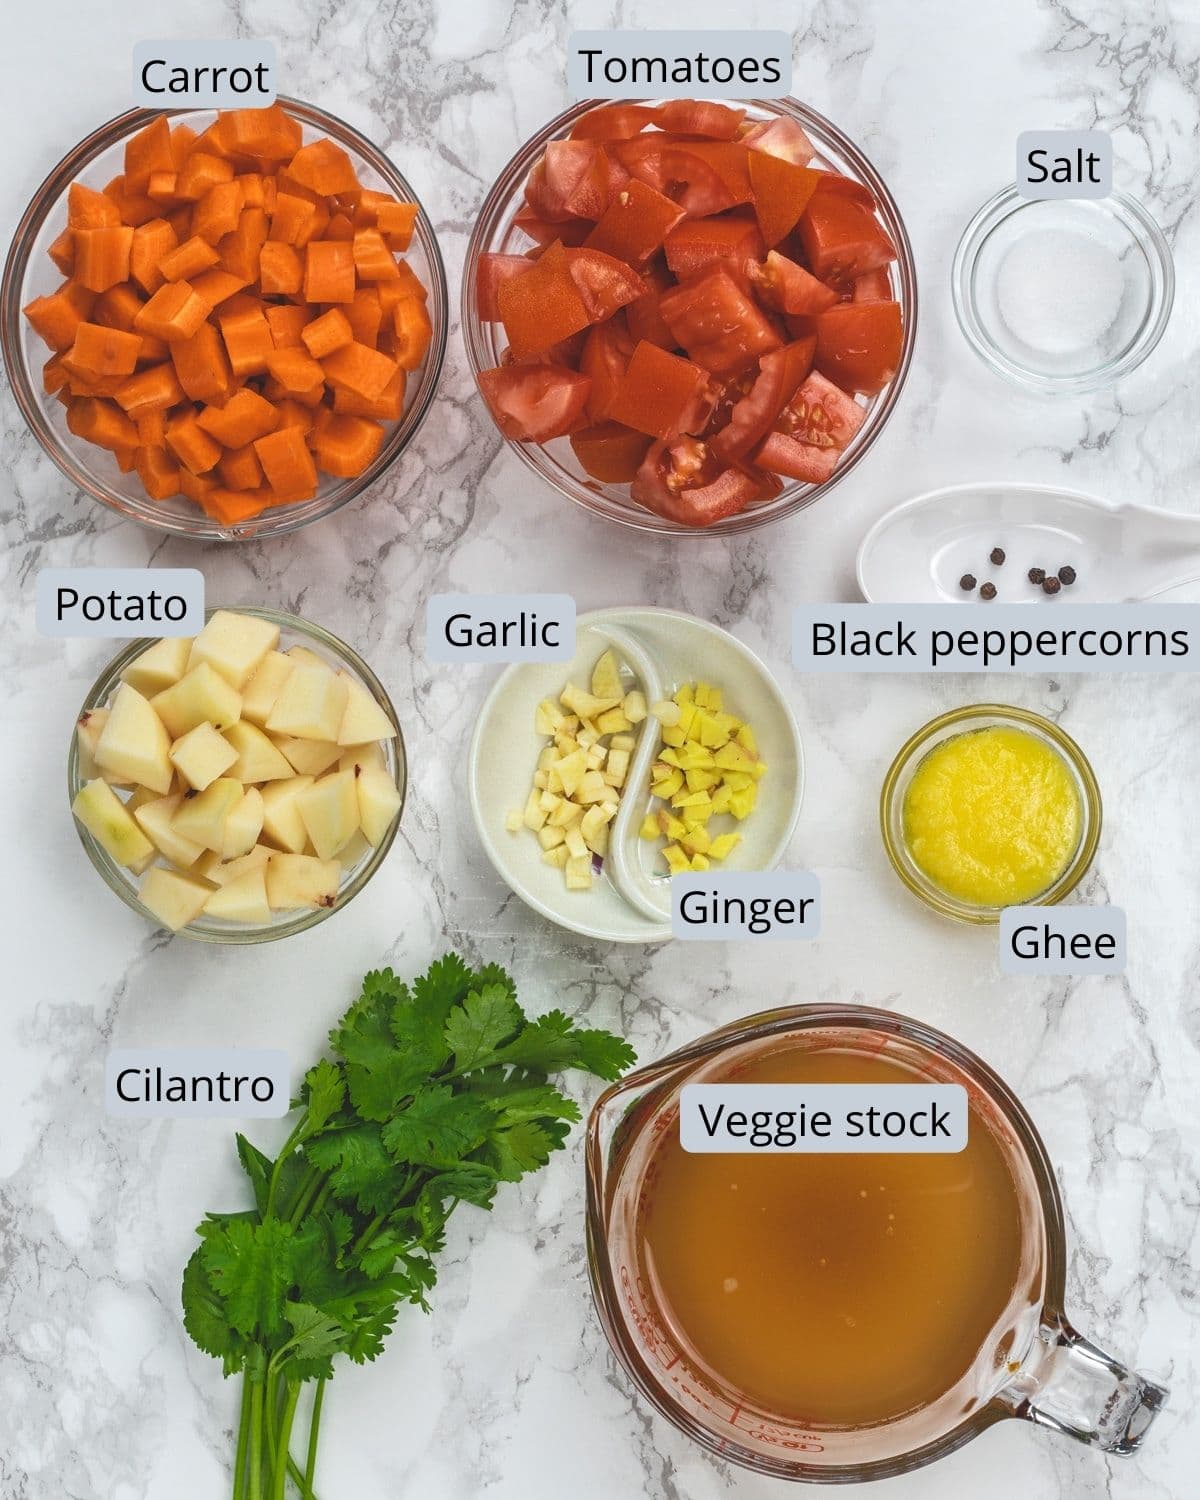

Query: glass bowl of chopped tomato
[[3, 98, 447, 540], [463, 97, 916, 535]]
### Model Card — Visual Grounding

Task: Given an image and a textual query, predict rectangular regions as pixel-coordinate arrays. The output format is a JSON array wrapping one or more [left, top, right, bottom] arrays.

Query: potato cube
[[542, 844, 570, 869], [523, 787, 547, 831], [537, 825, 566, 850], [188, 610, 280, 690], [564, 854, 593, 890], [170, 721, 239, 791], [266, 664, 348, 742], [506, 809, 523, 833]]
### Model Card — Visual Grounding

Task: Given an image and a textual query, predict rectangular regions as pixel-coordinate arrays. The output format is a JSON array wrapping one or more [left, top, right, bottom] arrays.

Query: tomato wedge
[[711, 339, 815, 464], [512, 205, 592, 246], [564, 247, 647, 322], [814, 300, 903, 394], [664, 211, 764, 278], [747, 153, 820, 247], [654, 100, 746, 139], [797, 186, 897, 285], [476, 364, 591, 442], [631, 436, 775, 525], [497, 241, 591, 357], [606, 341, 711, 440], [777, 370, 866, 448], [476, 252, 535, 321], [659, 265, 782, 376], [614, 136, 746, 218], [754, 431, 840, 484], [742, 116, 814, 165], [626, 259, 679, 350], [579, 317, 633, 420], [584, 178, 686, 265], [853, 268, 893, 302], [569, 421, 652, 482], [749, 251, 840, 315], [570, 104, 658, 141], [527, 141, 612, 221]]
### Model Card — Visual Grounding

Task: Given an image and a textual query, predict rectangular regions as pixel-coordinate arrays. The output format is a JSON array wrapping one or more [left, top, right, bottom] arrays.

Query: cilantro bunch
[[182, 953, 634, 1500]]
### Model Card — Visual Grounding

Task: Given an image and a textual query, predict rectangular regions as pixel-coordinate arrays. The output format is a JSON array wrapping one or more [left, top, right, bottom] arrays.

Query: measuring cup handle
[[1000, 1312, 1167, 1454]]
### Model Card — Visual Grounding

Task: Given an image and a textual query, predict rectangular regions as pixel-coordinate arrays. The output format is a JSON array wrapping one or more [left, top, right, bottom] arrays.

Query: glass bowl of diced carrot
[[462, 98, 916, 535], [3, 99, 447, 539]]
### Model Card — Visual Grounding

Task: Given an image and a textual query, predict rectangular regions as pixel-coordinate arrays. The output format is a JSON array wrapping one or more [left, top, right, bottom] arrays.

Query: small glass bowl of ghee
[[880, 705, 1101, 924]]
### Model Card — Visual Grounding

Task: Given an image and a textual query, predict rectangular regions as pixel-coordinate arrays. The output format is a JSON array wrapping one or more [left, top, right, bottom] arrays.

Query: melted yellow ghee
[[902, 725, 1082, 907]]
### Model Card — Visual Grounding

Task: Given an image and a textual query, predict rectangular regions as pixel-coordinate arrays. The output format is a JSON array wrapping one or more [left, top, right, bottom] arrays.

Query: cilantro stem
[[287, 1165, 324, 1226], [264, 1366, 279, 1475], [287, 1453, 321, 1499], [271, 1383, 300, 1500], [303, 1379, 325, 1494], [265, 1115, 312, 1218], [350, 1211, 386, 1258], [247, 1377, 265, 1500], [233, 1375, 251, 1500]]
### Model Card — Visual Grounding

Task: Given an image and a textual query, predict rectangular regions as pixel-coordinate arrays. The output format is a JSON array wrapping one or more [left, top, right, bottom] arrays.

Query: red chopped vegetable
[[474, 100, 905, 526]]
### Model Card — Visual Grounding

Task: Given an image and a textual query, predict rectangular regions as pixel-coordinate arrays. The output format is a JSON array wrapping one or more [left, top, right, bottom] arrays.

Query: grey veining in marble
[[2, 0, 1199, 1496]]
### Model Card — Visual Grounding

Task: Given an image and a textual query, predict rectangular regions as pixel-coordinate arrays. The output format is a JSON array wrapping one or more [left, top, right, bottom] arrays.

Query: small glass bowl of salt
[[952, 185, 1173, 394]]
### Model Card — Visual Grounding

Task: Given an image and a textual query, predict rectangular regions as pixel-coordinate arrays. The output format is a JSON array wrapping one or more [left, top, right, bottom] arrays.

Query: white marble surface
[[2, 0, 1199, 1496]]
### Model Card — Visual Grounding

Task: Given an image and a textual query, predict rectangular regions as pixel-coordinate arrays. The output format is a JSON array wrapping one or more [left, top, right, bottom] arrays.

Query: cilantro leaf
[[492, 1010, 579, 1074], [201, 1218, 297, 1341], [485, 1121, 562, 1182], [409, 953, 476, 1025], [571, 1026, 637, 1081], [330, 983, 432, 1122], [181, 1247, 249, 1376], [235, 1134, 273, 1215], [281, 1301, 350, 1380], [301, 1058, 346, 1135], [483, 1084, 581, 1127], [381, 1085, 493, 1168], [305, 1123, 412, 1215], [444, 984, 522, 1073]]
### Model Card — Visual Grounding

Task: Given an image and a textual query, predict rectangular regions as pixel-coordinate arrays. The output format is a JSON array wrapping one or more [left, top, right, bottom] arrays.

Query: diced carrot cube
[[332, 366, 406, 421], [300, 308, 353, 359], [130, 219, 179, 294], [65, 322, 142, 378], [218, 208, 269, 281], [172, 324, 230, 400], [115, 444, 139, 473], [190, 269, 249, 311], [321, 341, 398, 400], [165, 409, 222, 473], [377, 201, 419, 249], [136, 409, 168, 446], [287, 138, 360, 196], [66, 397, 140, 451], [268, 193, 319, 247], [193, 180, 246, 244], [134, 281, 209, 342], [311, 413, 386, 477], [264, 346, 325, 397], [304, 241, 355, 303], [115, 363, 183, 416], [103, 176, 158, 227], [218, 442, 263, 490], [159, 235, 221, 282], [72, 226, 134, 292], [200, 486, 273, 524], [67, 183, 121, 229], [236, 173, 267, 208], [212, 105, 301, 163], [48, 228, 75, 275], [176, 153, 234, 202], [325, 214, 356, 243], [265, 304, 311, 348], [258, 241, 303, 295], [124, 117, 175, 194], [43, 353, 69, 395], [254, 424, 319, 499], [137, 333, 171, 364], [23, 281, 95, 350], [264, 376, 324, 408], [352, 229, 399, 281], [391, 296, 433, 371], [196, 387, 279, 448], [351, 190, 394, 226], [273, 399, 315, 433], [93, 284, 144, 331], [377, 262, 428, 307], [169, 124, 198, 168], [219, 302, 274, 376], [343, 289, 382, 347], [146, 171, 181, 204], [134, 444, 181, 500]]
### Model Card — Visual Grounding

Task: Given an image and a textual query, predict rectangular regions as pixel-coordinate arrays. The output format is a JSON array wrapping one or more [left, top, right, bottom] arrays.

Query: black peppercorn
[[1043, 576, 1061, 595], [980, 582, 997, 600], [1059, 565, 1077, 586], [1028, 567, 1046, 584], [959, 574, 977, 591], [989, 547, 1006, 566]]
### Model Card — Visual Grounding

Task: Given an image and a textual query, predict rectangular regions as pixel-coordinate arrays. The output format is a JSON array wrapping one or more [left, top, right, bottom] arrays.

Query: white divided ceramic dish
[[468, 607, 804, 943], [856, 481, 1200, 604]]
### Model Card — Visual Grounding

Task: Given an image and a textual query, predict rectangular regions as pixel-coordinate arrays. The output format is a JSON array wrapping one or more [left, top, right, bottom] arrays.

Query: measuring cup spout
[[999, 1310, 1167, 1454]]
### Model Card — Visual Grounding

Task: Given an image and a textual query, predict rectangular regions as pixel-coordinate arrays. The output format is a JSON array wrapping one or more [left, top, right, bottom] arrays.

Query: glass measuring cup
[[585, 1005, 1166, 1481]]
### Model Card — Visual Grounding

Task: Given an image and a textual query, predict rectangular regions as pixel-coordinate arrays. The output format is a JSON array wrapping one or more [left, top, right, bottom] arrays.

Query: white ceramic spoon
[[856, 482, 1200, 604]]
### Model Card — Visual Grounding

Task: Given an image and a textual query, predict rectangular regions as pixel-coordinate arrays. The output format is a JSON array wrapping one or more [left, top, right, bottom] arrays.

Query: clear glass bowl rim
[[67, 605, 406, 944], [461, 95, 918, 538], [585, 1000, 1068, 1481], [951, 184, 1175, 396], [879, 703, 1102, 924], [2, 95, 449, 542]]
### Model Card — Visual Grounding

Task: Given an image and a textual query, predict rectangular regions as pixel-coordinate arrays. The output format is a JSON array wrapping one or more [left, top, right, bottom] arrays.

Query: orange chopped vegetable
[[300, 308, 353, 359], [304, 241, 355, 303], [24, 106, 431, 516]]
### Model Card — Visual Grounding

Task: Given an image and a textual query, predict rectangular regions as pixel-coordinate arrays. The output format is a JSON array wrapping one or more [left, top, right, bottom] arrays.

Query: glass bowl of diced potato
[[3, 99, 446, 540], [68, 606, 405, 942]]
